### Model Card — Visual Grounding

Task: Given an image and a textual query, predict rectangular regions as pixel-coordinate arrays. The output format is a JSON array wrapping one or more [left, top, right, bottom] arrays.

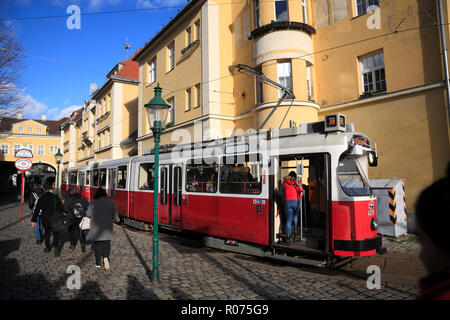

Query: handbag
[[79, 216, 90, 230]]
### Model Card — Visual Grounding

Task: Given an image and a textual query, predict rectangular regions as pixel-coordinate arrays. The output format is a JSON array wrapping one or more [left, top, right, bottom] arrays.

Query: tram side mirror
[[368, 151, 378, 167]]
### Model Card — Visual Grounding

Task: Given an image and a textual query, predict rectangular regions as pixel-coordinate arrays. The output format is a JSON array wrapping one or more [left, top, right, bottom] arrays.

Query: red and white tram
[[60, 115, 385, 266]]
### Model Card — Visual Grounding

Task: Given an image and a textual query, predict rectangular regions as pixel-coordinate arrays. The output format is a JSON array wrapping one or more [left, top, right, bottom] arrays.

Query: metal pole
[[56, 162, 60, 196], [437, 0, 450, 121], [20, 173, 24, 219], [151, 124, 162, 283]]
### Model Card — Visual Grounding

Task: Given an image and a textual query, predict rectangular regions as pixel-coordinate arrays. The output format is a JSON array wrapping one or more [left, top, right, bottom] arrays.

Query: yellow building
[[132, 0, 449, 209], [0, 110, 66, 190], [61, 51, 140, 171]]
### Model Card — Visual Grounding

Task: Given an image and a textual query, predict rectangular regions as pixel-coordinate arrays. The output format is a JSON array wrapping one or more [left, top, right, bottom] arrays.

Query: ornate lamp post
[[144, 83, 170, 283], [55, 149, 63, 196]]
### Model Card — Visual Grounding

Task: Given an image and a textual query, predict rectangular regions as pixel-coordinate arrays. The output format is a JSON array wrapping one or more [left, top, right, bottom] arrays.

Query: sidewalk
[[0, 200, 418, 300], [342, 234, 426, 286]]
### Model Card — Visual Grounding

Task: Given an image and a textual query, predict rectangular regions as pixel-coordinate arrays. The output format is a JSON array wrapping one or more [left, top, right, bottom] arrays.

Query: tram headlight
[[371, 218, 378, 231]]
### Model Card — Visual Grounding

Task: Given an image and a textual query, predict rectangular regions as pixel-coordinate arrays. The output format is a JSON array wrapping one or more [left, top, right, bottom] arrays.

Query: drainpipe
[[437, 0, 450, 122]]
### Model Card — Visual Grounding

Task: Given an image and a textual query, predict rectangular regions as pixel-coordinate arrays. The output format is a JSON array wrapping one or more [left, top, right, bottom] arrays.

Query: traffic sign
[[15, 148, 33, 158], [15, 158, 33, 172]]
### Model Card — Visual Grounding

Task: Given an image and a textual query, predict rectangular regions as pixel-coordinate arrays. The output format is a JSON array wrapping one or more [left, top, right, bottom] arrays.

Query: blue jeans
[[34, 216, 43, 241], [285, 200, 300, 237]]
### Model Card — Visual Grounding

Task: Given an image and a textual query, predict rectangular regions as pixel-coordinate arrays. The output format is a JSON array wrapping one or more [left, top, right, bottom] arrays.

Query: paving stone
[[0, 201, 418, 300]]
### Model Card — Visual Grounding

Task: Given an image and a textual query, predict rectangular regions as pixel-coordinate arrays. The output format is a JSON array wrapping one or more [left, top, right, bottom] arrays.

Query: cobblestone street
[[0, 199, 419, 301]]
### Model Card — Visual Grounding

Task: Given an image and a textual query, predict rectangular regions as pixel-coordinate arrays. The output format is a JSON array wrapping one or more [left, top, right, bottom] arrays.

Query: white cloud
[[54, 105, 82, 119], [17, 93, 81, 121]]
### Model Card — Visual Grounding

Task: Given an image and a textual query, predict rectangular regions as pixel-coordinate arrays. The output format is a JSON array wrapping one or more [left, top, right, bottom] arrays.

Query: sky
[[0, 0, 187, 120]]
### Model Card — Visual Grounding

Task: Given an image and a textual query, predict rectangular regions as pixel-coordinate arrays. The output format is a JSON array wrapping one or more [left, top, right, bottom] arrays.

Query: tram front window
[[338, 155, 370, 196]]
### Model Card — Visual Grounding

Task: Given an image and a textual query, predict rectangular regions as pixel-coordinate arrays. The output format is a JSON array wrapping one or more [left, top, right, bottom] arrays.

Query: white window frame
[[195, 20, 200, 40], [277, 60, 293, 98], [302, 0, 308, 23], [0, 144, 9, 155], [37, 128, 42, 133], [37, 145, 45, 156], [186, 27, 191, 46], [13, 144, 20, 155], [359, 51, 386, 94], [274, 0, 289, 22], [149, 57, 157, 85], [167, 97, 175, 123], [185, 88, 191, 111], [27, 127, 32, 133], [195, 84, 201, 108], [168, 42, 175, 72], [355, 0, 379, 17], [18, 127, 23, 132], [306, 65, 312, 100]]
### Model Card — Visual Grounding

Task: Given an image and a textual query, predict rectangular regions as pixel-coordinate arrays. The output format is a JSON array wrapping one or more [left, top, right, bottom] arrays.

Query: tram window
[[138, 163, 154, 191], [185, 158, 218, 193], [161, 167, 168, 204], [93, 169, 99, 187], [62, 172, 67, 184], [69, 172, 77, 184], [220, 154, 262, 195], [338, 155, 370, 196], [99, 169, 107, 187], [116, 166, 127, 189], [86, 170, 90, 185]]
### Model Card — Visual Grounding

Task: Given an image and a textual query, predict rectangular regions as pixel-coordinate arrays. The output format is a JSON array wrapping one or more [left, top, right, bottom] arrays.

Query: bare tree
[[0, 19, 25, 119]]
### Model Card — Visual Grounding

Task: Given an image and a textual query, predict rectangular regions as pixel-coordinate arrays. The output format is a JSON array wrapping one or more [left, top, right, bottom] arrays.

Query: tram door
[[275, 153, 330, 252], [108, 168, 116, 198], [159, 165, 170, 225], [159, 164, 183, 227]]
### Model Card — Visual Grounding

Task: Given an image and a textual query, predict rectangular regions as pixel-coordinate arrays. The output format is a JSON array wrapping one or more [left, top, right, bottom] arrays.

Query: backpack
[[73, 202, 84, 219]]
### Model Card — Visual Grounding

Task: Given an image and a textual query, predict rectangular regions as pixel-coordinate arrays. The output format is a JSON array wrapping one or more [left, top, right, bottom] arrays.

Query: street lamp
[[144, 83, 170, 283], [55, 148, 63, 196]]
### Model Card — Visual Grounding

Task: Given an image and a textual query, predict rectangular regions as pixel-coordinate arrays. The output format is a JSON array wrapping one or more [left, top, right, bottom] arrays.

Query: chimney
[[18, 109, 23, 119], [42, 113, 46, 121]]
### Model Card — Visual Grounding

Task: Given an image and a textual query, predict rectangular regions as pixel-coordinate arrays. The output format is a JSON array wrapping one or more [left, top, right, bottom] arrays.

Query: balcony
[[249, 21, 316, 66]]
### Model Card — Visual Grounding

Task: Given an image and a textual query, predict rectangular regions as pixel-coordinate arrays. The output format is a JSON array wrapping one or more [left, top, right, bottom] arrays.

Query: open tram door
[[272, 153, 331, 258]]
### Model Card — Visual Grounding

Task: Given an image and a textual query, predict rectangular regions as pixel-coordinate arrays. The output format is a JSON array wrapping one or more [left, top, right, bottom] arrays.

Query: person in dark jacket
[[87, 187, 120, 270], [282, 171, 305, 243], [64, 186, 89, 252], [31, 182, 65, 256], [415, 162, 450, 300], [29, 184, 45, 244]]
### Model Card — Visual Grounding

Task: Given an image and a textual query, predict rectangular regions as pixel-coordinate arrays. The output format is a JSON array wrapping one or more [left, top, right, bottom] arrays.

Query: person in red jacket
[[415, 162, 450, 300], [282, 171, 304, 243]]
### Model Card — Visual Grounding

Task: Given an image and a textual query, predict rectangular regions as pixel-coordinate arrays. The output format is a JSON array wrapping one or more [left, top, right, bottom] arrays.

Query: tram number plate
[[253, 199, 265, 205]]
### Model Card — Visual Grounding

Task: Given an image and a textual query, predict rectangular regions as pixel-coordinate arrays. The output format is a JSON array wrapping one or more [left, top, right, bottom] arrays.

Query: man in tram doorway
[[282, 171, 305, 244]]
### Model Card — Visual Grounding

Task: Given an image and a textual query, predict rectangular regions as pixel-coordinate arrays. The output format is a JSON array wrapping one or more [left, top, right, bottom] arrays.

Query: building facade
[[0, 110, 66, 190], [132, 0, 450, 209], [61, 50, 140, 171]]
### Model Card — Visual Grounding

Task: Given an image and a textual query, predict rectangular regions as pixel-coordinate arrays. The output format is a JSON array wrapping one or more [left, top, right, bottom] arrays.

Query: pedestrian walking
[[87, 187, 120, 270], [29, 184, 44, 244], [31, 182, 65, 257], [64, 186, 89, 252], [415, 162, 450, 300], [282, 171, 305, 244]]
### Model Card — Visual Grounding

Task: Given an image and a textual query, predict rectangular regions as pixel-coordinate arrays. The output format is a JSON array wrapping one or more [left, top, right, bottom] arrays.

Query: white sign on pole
[[15, 158, 33, 171]]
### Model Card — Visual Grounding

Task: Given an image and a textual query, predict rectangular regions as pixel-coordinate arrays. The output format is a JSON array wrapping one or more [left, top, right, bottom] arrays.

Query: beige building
[[132, 0, 449, 209], [61, 51, 140, 170]]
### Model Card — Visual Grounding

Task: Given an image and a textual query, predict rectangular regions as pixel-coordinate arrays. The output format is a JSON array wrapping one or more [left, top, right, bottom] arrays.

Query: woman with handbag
[[31, 182, 65, 257], [87, 187, 120, 270]]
